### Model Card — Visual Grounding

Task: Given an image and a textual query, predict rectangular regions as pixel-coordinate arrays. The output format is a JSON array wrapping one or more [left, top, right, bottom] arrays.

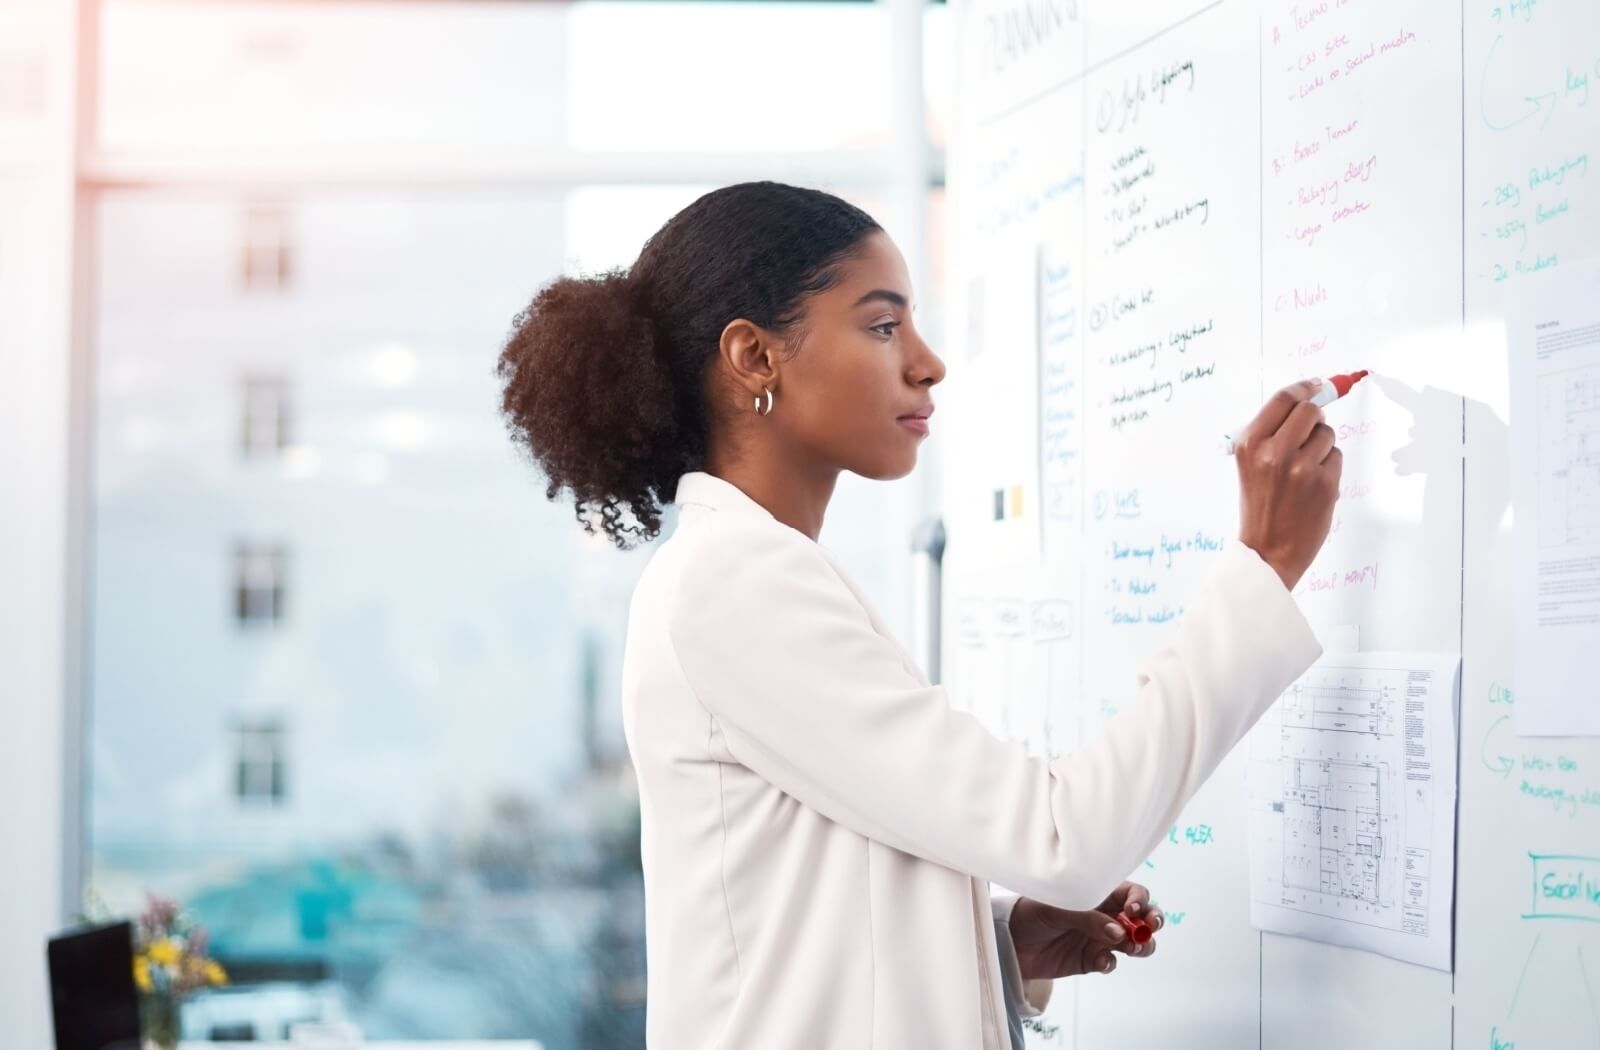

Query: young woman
[[497, 181, 1340, 1049]]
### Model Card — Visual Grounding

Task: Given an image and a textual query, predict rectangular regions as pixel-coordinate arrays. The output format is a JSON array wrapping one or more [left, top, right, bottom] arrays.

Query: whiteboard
[[940, 2, 1600, 1048]]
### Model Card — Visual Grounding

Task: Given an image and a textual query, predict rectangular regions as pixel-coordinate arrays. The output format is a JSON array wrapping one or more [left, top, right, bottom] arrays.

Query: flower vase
[[140, 991, 182, 1050]]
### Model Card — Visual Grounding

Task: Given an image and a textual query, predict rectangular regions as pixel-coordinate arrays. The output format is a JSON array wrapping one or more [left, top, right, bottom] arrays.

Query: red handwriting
[[1271, 281, 1330, 312], [1337, 418, 1378, 440], [1296, 335, 1330, 359], [1346, 154, 1378, 182], [1328, 118, 1359, 140], [1297, 561, 1381, 595], [1331, 197, 1371, 222]]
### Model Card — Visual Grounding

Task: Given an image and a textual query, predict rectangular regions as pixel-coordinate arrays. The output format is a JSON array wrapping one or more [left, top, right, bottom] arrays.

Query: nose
[[907, 330, 946, 387]]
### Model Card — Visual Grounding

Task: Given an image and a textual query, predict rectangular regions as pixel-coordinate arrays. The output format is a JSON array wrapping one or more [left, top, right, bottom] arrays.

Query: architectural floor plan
[[1247, 652, 1461, 969]]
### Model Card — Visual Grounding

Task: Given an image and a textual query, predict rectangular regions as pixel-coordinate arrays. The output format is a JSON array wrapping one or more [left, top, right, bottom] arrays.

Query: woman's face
[[775, 231, 947, 480]]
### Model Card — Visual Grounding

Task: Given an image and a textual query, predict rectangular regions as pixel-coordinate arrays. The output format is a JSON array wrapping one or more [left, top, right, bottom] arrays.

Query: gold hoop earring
[[754, 387, 774, 417]]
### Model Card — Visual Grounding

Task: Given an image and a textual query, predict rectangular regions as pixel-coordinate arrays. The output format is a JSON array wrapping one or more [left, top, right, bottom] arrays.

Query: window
[[83, 4, 940, 1045], [240, 374, 291, 458], [240, 203, 292, 291], [233, 543, 286, 627], [233, 720, 288, 805]]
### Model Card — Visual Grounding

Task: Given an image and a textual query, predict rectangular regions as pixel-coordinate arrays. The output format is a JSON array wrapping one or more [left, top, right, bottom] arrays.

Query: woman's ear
[[719, 318, 782, 401]]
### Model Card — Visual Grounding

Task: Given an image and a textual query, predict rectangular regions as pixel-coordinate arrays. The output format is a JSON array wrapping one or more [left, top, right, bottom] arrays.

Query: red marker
[[1222, 370, 1369, 454], [1116, 911, 1154, 945]]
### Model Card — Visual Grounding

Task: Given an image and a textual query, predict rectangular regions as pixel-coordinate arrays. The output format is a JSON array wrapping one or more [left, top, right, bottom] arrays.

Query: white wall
[[0, 0, 77, 1045]]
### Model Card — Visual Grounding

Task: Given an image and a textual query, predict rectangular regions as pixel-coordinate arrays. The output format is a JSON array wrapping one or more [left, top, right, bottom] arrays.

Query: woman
[[497, 182, 1339, 1049]]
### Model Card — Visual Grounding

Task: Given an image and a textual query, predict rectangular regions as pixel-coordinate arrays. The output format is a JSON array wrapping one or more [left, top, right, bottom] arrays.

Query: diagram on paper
[[1246, 653, 1459, 970], [1537, 361, 1600, 549], [1510, 263, 1600, 734]]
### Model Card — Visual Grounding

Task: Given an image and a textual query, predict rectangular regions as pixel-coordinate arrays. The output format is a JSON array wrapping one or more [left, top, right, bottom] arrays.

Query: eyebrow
[[852, 289, 910, 310]]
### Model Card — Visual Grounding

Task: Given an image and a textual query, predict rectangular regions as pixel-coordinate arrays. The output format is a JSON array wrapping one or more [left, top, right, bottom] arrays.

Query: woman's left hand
[[1009, 881, 1164, 980]]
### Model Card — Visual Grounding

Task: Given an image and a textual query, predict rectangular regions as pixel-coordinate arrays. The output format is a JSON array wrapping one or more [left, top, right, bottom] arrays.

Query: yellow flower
[[203, 960, 228, 986], [132, 956, 152, 992], [147, 938, 182, 967]]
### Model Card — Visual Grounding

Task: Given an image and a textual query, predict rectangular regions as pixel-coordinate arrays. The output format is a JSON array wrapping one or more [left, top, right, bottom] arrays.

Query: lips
[[898, 404, 934, 436]]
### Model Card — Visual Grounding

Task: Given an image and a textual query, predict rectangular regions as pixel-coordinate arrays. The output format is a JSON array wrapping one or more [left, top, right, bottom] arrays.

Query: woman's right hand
[[1235, 379, 1343, 590]]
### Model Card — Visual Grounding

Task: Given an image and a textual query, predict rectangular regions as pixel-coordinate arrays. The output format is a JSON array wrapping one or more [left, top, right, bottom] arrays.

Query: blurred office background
[[0, 1, 949, 1044]]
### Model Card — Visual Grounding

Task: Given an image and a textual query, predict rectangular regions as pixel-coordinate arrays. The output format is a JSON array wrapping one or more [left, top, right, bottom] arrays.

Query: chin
[[852, 455, 919, 482]]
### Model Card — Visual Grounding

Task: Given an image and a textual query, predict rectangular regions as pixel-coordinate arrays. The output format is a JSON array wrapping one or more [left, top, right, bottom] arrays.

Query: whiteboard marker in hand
[[1222, 370, 1369, 454], [1116, 911, 1154, 945]]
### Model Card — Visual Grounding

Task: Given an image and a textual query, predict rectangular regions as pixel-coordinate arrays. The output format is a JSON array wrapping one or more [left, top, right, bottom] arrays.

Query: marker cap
[[1328, 369, 1370, 398], [1116, 911, 1154, 945]]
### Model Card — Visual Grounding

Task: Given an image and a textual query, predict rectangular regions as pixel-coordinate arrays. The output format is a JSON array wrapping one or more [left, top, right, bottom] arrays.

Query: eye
[[871, 321, 901, 338]]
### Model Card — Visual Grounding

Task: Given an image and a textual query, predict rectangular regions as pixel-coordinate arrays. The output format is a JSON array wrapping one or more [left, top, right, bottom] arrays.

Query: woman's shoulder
[[663, 507, 827, 584], [629, 509, 843, 644]]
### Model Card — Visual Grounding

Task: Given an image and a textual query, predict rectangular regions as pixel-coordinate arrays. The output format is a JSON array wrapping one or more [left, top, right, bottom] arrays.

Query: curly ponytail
[[496, 181, 881, 549]]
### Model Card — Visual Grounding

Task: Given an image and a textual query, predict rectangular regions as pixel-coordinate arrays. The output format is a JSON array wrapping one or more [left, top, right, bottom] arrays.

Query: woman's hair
[[496, 181, 881, 549]]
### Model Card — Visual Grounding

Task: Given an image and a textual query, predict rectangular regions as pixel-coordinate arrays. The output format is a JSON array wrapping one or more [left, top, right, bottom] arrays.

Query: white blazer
[[620, 471, 1322, 1049]]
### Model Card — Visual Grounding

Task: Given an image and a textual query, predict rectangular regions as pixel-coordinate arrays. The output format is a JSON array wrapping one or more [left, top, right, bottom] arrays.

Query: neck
[[702, 443, 838, 541]]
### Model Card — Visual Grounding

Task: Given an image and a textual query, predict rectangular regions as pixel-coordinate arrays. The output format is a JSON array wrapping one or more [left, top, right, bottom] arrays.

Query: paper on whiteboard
[[945, 558, 1078, 761], [1507, 256, 1600, 737], [1038, 238, 1083, 562], [963, 243, 1042, 558], [1246, 651, 1461, 971]]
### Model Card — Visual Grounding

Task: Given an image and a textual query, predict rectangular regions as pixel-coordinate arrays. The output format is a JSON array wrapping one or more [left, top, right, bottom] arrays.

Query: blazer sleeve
[[666, 515, 1322, 910], [991, 891, 1053, 1020]]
